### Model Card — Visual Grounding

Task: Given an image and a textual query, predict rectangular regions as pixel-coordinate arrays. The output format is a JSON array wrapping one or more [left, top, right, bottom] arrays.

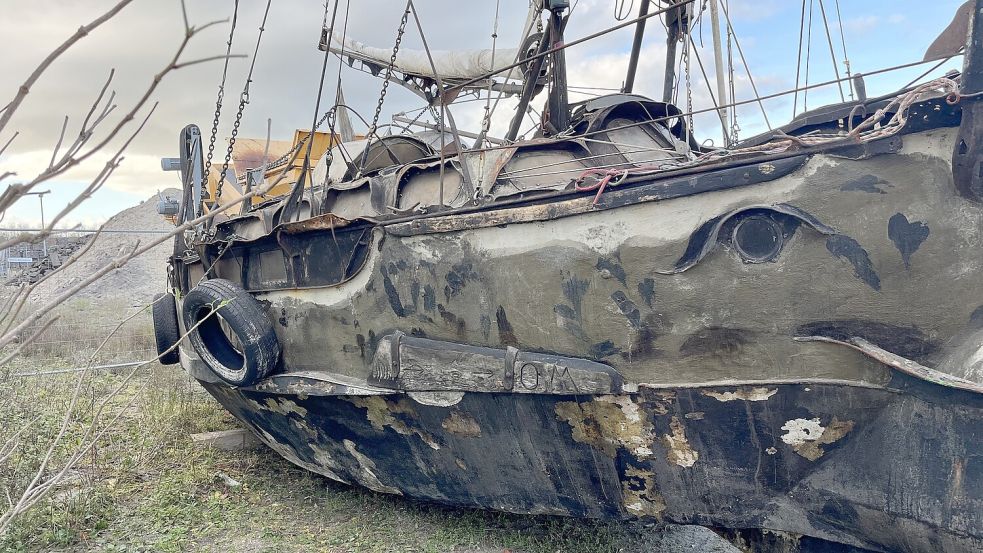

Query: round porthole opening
[[732, 215, 784, 263]]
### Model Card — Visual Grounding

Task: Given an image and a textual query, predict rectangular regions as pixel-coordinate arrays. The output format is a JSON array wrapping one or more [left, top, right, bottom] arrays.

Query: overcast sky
[[0, 0, 966, 227]]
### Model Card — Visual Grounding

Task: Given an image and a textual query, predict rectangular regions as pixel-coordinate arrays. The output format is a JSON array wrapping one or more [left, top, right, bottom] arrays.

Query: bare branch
[[48, 116, 69, 169], [0, 132, 17, 157], [173, 53, 247, 70], [79, 70, 115, 133], [0, 0, 136, 134], [0, 11, 233, 220]]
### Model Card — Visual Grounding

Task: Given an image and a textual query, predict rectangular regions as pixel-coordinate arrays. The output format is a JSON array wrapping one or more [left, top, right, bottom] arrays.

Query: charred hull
[[165, 92, 983, 552], [196, 373, 983, 553]]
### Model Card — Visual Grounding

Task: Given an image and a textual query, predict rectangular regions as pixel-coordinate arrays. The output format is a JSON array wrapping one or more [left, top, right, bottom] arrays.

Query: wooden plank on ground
[[191, 428, 262, 451]]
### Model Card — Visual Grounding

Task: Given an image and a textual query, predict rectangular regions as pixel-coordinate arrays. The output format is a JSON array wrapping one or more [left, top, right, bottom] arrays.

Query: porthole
[[732, 215, 785, 263]]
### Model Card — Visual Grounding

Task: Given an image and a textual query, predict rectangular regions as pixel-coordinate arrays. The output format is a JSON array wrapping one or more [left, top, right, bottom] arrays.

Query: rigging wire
[[281, 0, 342, 222], [832, 0, 854, 100], [816, 0, 846, 102], [454, 54, 959, 158], [804, 0, 814, 113], [792, 0, 807, 116], [475, 3, 542, 148], [215, 0, 273, 203], [688, 35, 721, 116], [480, 0, 502, 140], [322, 0, 353, 192], [718, 0, 771, 130], [902, 54, 958, 90], [724, 0, 738, 143]]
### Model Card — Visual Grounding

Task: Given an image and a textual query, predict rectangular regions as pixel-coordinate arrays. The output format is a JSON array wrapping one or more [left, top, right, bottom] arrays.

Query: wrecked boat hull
[[196, 369, 982, 553], [165, 93, 983, 552]]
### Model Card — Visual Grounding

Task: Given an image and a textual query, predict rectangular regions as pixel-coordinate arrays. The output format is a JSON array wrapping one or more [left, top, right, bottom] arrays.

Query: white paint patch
[[780, 418, 826, 446], [663, 416, 699, 468], [408, 391, 465, 407], [702, 387, 777, 402]]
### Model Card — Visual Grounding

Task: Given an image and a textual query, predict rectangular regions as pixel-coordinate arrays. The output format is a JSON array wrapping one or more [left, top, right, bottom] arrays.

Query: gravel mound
[[27, 189, 180, 306]]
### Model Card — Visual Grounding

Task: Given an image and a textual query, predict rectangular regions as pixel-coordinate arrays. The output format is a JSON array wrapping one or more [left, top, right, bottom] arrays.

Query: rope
[[572, 77, 961, 202]]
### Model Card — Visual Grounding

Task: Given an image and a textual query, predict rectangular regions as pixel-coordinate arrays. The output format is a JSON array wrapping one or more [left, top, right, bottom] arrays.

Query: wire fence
[[7, 301, 157, 373]]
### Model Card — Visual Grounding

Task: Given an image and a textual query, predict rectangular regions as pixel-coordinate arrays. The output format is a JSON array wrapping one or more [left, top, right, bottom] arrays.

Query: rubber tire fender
[[152, 292, 181, 365], [182, 278, 281, 386]]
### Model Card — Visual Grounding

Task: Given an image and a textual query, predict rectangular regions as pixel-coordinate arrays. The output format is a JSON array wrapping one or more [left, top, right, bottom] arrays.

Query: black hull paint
[[201, 370, 982, 553]]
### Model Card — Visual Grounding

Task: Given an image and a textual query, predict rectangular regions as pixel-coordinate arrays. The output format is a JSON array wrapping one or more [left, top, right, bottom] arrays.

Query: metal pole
[[38, 192, 46, 256], [623, 0, 652, 93], [24, 190, 50, 256], [708, 0, 731, 147]]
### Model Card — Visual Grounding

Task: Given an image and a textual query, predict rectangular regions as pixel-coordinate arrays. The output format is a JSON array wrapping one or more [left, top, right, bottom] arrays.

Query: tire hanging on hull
[[182, 278, 281, 386]]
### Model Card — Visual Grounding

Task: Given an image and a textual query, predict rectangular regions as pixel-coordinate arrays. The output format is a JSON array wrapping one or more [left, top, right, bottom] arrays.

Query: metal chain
[[364, 5, 410, 145], [215, 94, 248, 200], [202, 0, 240, 191], [260, 109, 333, 174], [215, 0, 273, 202], [684, 33, 694, 135]]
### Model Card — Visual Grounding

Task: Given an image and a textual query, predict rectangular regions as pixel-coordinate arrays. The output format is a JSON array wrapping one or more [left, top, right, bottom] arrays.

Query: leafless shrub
[[0, 0, 304, 536]]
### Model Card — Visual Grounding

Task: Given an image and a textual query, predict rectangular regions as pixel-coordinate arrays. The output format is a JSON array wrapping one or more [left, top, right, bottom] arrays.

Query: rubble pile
[[5, 236, 91, 285]]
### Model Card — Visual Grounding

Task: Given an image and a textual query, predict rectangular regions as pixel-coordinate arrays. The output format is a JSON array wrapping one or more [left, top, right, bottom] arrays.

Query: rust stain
[[279, 212, 352, 234], [441, 410, 482, 438], [622, 465, 667, 517], [662, 416, 699, 467], [554, 395, 655, 459], [346, 396, 441, 450]]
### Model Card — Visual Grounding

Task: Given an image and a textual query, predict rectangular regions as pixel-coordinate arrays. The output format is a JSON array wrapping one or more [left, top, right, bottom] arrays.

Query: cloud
[[1, 0, 786, 219], [844, 15, 881, 34]]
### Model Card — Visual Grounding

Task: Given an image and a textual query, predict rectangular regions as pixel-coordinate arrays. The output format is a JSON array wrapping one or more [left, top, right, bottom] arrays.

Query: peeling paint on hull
[[200, 370, 983, 553]]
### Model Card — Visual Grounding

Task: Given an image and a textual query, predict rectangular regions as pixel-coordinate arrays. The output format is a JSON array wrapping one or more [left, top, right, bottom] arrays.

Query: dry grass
[[0, 303, 680, 553]]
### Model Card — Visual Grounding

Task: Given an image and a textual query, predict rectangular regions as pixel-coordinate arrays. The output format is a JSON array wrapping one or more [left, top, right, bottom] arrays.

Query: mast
[[953, 0, 983, 202], [505, 0, 571, 141], [708, 0, 731, 147], [661, 1, 689, 103], [623, 0, 651, 94], [545, 2, 570, 133]]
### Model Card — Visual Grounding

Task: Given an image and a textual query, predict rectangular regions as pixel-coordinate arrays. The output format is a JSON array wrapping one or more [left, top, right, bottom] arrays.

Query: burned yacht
[[154, 1, 983, 551]]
